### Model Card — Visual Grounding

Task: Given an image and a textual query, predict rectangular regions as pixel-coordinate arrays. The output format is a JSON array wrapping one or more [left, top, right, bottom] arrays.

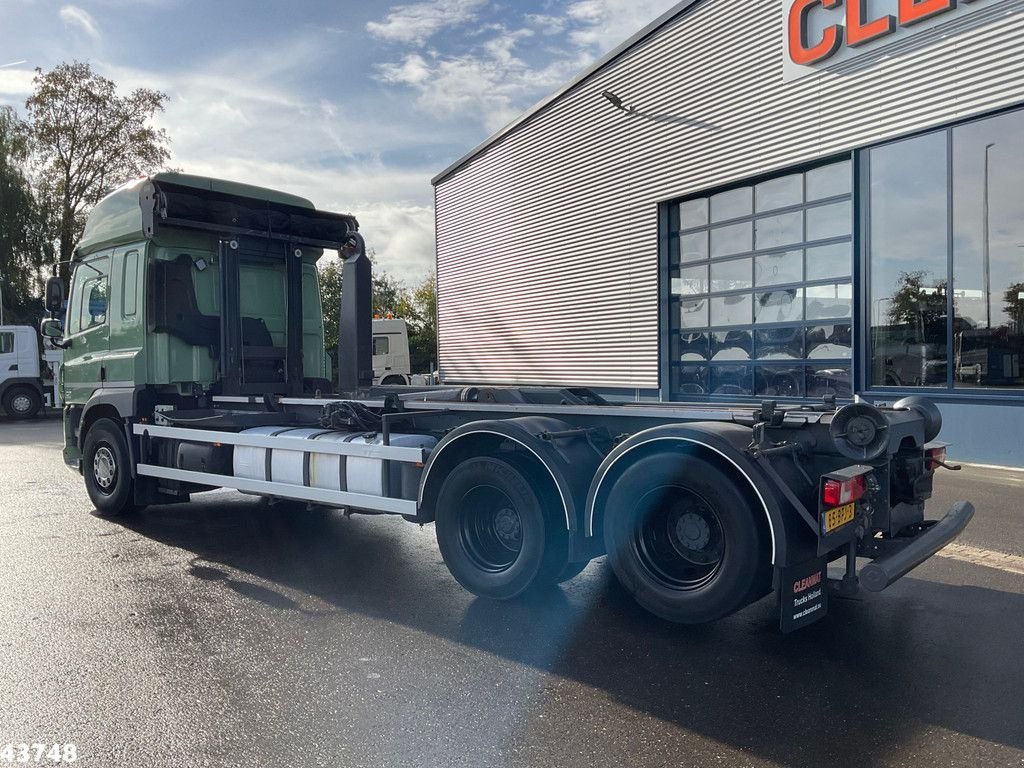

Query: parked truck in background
[[0, 325, 63, 419], [372, 318, 412, 385], [41, 173, 974, 631]]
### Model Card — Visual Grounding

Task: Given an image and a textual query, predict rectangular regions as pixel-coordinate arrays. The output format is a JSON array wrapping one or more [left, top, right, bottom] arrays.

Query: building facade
[[432, 0, 1024, 465]]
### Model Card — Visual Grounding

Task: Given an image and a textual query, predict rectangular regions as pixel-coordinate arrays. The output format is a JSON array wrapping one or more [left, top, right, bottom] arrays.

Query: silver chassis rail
[[133, 423, 425, 516]]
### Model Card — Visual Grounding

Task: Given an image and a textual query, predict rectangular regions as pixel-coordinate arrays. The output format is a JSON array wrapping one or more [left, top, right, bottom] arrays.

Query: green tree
[[408, 272, 437, 373], [0, 106, 47, 325], [26, 62, 171, 275], [318, 257, 342, 365]]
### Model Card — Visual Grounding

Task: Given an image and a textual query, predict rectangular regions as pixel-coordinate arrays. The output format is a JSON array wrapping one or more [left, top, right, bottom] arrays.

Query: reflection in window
[[869, 131, 949, 387], [675, 365, 708, 395], [757, 366, 805, 397], [756, 327, 803, 359], [711, 187, 751, 222], [755, 249, 802, 286], [710, 222, 752, 258], [807, 366, 852, 398], [755, 174, 802, 212], [806, 242, 851, 281], [711, 364, 753, 396], [674, 332, 710, 361], [710, 258, 751, 292], [806, 200, 851, 241], [680, 198, 709, 229], [712, 330, 752, 360], [806, 160, 851, 201], [668, 158, 853, 400], [806, 283, 852, 321], [755, 288, 803, 324], [952, 110, 1024, 389], [806, 325, 852, 359], [711, 294, 752, 326]]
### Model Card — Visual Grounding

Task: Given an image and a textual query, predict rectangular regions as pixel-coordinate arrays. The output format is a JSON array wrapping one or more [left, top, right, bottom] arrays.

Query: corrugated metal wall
[[434, 0, 1024, 388]]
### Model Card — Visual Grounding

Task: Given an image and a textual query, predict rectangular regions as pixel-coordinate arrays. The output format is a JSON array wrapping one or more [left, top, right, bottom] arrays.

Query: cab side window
[[67, 256, 111, 334], [0, 332, 13, 354], [373, 336, 389, 355]]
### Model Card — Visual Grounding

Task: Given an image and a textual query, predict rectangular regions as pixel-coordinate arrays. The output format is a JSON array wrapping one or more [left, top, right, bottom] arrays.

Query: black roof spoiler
[[142, 179, 359, 250]]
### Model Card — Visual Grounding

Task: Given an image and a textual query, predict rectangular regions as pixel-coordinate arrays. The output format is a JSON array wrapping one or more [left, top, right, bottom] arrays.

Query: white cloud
[[59, 5, 101, 40], [367, 0, 487, 46], [0, 68, 35, 97], [376, 28, 576, 133], [565, 0, 679, 52]]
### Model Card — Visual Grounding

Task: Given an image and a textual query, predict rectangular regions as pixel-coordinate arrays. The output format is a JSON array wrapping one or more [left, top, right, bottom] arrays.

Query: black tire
[[603, 454, 769, 624], [435, 456, 568, 600], [380, 375, 406, 386], [82, 418, 137, 518], [2, 386, 42, 419]]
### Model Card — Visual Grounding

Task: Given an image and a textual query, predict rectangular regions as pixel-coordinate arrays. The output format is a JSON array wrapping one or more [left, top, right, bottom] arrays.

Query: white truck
[[0, 325, 62, 419], [372, 318, 412, 385]]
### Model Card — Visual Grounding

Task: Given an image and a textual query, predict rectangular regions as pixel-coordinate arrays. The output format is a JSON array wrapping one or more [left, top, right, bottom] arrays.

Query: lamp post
[[0, 274, 5, 326], [983, 142, 995, 331]]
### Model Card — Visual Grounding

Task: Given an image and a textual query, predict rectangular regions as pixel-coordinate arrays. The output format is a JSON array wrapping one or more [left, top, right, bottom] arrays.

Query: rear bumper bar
[[859, 501, 975, 592]]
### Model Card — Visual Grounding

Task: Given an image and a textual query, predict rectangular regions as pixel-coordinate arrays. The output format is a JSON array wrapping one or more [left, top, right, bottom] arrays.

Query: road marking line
[[937, 542, 1024, 576]]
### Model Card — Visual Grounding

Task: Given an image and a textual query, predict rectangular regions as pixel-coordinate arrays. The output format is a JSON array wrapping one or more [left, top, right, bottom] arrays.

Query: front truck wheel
[[82, 418, 138, 518], [603, 454, 770, 624], [2, 386, 42, 419], [435, 456, 568, 600]]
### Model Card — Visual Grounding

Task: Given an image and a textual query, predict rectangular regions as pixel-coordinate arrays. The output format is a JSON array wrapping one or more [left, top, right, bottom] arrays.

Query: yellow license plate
[[824, 502, 856, 533]]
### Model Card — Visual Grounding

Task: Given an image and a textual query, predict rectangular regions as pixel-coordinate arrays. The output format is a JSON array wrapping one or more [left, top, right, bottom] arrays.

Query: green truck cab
[[48, 173, 348, 475]]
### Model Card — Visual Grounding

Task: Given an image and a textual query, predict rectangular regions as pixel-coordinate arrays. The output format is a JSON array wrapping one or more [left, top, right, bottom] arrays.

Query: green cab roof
[[77, 172, 322, 257]]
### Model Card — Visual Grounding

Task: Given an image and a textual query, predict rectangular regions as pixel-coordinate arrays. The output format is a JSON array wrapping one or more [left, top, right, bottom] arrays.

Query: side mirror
[[45, 276, 65, 316], [40, 319, 63, 339]]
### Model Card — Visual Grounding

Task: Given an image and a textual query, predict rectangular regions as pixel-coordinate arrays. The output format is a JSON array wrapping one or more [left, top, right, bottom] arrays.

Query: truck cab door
[[0, 329, 16, 382], [62, 255, 112, 403]]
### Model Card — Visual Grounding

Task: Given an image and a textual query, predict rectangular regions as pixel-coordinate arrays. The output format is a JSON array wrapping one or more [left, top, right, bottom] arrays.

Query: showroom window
[[867, 106, 1024, 391], [667, 159, 854, 400]]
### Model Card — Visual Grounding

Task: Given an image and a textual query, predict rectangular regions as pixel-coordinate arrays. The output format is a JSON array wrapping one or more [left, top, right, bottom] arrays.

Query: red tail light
[[822, 474, 867, 507], [925, 445, 947, 471]]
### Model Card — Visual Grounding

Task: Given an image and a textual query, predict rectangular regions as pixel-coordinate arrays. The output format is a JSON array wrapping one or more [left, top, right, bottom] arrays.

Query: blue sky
[[0, 0, 678, 283]]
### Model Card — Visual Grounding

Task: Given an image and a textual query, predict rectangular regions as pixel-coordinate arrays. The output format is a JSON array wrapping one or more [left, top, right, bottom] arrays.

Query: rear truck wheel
[[380, 375, 406, 385], [603, 454, 769, 624], [82, 418, 137, 518], [2, 386, 42, 419], [435, 456, 568, 600]]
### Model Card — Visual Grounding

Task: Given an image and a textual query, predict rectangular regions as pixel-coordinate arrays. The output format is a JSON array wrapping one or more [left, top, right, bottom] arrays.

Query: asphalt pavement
[[1, 416, 1022, 768]]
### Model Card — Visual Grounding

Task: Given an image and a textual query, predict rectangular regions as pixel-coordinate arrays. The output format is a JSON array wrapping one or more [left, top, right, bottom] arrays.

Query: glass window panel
[[806, 283, 853, 320], [674, 365, 709, 396], [0, 332, 12, 354], [710, 187, 752, 222], [755, 288, 803, 324], [806, 160, 851, 201], [806, 325, 853, 359], [755, 211, 803, 250], [672, 264, 708, 296], [953, 109, 1024, 389], [674, 331, 710, 361], [680, 231, 708, 263], [711, 330, 752, 360], [755, 327, 803, 360], [755, 249, 803, 286], [806, 242, 851, 281], [710, 222, 752, 258], [679, 298, 709, 329], [711, 258, 752, 292], [755, 174, 802, 212], [806, 366, 852, 398], [869, 130, 949, 387], [756, 365, 806, 397], [710, 364, 753, 396], [680, 198, 709, 230], [806, 200, 851, 241], [710, 294, 752, 326]]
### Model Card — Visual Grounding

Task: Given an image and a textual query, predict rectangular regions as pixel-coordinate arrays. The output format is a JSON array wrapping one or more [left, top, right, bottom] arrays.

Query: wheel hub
[[493, 507, 522, 548], [12, 394, 32, 413], [675, 512, 711, 551], [93, 446, 117, 491]]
